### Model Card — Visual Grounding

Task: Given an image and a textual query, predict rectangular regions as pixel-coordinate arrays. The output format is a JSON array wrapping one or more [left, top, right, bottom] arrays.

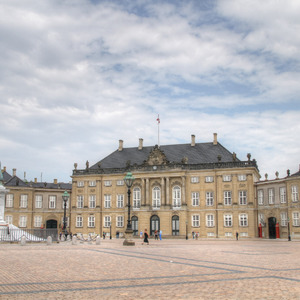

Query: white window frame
[[258, 213, 265, 226], [224, 214, 232, 227], [191, 176, 199, 183], [238, 174, 246, 181], [104, 195, 111, 208], [239, 190, 247, 205], [77, 181, 84, 187], [133, 187, 141, 208], [19, 216, 27, 227], [20, 194, 28, 208], [192, 192, 199, 206], [89, 195, 96, 208], [224, 191, 232, 205], [5, 215, 13, 224], [223, 175, 231, 182], [89, 180, 96, 187], [268, 188, 274, 204], [117, 180, 124, 186], [116, 215, 124, 227], [88, 215, 95, 227], [34, 216, 42, 228], [206, 214, 214, 227], [6, 194, 14, 208], [104, 180, 112, 187], [77, 195, 84, 208], [280, 212, 287, 226], [117, 194, 124, 208], [292, 212, 299, 226], [172, 186, 181, 208], [258, 190, 264, 205], [192, 215, 200, 227], [205, 176, 214, 183], [280, 187, 286, 203], [239, 214, 248, 227], [152, 186, 161, 209], [206, 191, 214, 206], [76, 215, 83, 227], [35, 195, 43, 209], [292, 186, 299, 202], [104, 216, 111, 227], [49, 195, 56, 209]]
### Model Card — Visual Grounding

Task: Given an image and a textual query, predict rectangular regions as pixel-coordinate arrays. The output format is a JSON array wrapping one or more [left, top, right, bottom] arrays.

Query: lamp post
[[62, 191, 70, 238], [288, 217, 291, 241], [123, 172, 135, 246], [110, 221, 112, 240], [186, 220, 188, 240]]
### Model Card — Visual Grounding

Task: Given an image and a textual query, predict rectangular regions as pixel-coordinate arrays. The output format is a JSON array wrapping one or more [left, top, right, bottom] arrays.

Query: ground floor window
[[172, 215, 179, 235], [76, 216, 83, 227], [224, 214, 232, 227], [293, 212, 299, 226], [192, 215, 200, 227], [132, 216, 138, 235], [34, 216, 42, 228]]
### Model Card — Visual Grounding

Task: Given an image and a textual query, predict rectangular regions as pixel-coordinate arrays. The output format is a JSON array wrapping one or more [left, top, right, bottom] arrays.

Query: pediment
[[145, 145, 169, 166]]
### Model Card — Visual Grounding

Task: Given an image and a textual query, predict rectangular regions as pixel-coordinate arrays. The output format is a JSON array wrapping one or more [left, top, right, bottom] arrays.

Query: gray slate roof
[[90, 142, 237, 169]]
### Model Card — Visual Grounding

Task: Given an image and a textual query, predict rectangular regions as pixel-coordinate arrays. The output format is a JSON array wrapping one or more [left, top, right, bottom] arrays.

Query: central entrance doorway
[[268, 217, 276, 239], [172, 215, 179, 236], [46, 219, 57, 229], [150, 215, 160, 236]]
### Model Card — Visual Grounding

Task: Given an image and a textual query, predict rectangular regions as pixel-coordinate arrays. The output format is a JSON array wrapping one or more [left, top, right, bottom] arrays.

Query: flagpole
[[157, 114, 160, 148]]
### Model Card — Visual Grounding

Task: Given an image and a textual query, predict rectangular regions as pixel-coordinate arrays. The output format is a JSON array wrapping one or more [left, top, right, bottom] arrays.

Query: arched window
[[172, 215, 179, 236], [152, 186, 161, 209], [150, 215, 160, 236], [173, 186, 181, 208], [131, 216, 138, 236], [133, 187, 141, 208]]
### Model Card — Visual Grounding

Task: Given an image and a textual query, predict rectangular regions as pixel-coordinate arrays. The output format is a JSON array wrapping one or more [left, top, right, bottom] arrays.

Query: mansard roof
[[90, 142, 238, 170], [5, 176, 28, 187], [1, 171, 12, 183]]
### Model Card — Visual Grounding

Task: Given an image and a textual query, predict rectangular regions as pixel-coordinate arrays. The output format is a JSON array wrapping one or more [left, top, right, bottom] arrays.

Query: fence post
[[47, 236, 52, 245], [20, 235, 26, 246]]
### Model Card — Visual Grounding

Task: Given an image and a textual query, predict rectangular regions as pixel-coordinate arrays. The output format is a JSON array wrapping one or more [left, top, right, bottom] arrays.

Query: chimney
[[3, 166, 6, 172], [54, 179, 58, 184], [213, 133, 217, 145], [191, 134, 195, 147], [138, 138, 143, 150], [34, 178, 37, 183], [118, 140, 123, 151], [13, 168, 16, 176]]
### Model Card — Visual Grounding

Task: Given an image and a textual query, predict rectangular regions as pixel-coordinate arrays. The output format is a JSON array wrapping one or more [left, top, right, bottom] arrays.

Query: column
[[166, 177, 170, 206], [182, 176, 186, 205], [146, 178, 149, 206], [161, 177, 165, 206]]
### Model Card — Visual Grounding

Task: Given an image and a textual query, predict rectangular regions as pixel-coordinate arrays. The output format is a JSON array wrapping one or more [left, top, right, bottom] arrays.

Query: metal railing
[[0, 228, 58, 242]]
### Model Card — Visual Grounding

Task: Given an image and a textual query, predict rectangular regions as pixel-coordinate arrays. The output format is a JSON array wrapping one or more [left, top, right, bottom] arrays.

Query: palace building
[[71, 133, 260, 238]]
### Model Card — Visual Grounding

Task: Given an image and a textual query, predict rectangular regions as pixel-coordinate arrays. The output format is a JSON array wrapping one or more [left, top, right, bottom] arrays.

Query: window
[[117, 180, 124, 186], [104, 195, 111, 208], [77, 181, 84, 187], [239, 214, 248, 227], [20, 195, 28, 208], [268, 189, 274, 204], [191, 176, 199, 183], [89, 180, 96, 187], [77, 195, 84, 208], [292, 212, 299, 226], [104, 180, 112, 187], [5, 215, 13, 224], [280, 187, 286, 203], [206, 214, 214, 227], [258, 190, 264, 205], [238, 174, 246, 181], [192, 215, 200, 227], [172, 186, 181, 208], [104, 216, 111, 227], [205, 176, 214, 183], [88, 216, 95, 227], [192, 192, 199, 206], [117, 194, 124, 208], [224, 214, 232, 227], [6, 194, 13, 208], [116, 216, 124, 227], [281, 212, 287, 226], [258, 213, 265, 226], [224, 191, 232, 205], [223, 175, 231, 182], [89, 195, 96, 208], [34, 216, 42, 228], [239, 191, 247, 205], [152, 187, 161, 208], [133, 187, 141, 208], [206, 192, 214, 206], [292, 186, 299, 202], [76, 216, 83, 227], [62, 198, 69, 209], [49, 196, 56, 209], [19, 216, 27, 227], [35, 195, 43, 208]]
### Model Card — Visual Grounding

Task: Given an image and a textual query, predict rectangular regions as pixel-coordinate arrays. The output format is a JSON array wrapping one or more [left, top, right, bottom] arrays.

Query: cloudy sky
[[1, 0, 299, 183]]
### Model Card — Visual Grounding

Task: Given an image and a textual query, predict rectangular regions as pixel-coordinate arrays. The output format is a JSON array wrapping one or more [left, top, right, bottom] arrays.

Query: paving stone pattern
[[0, 239, 299, 299]]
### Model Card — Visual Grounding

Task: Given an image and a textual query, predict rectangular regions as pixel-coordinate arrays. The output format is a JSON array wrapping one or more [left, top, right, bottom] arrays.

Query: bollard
[[61, 235, 65, 242], [67, 234, 71, 241], [72, 235, 77, 245], [88, 236, 92, 245], [96, 236, 101, 245], [20, 235, 26, 246], [47, 236, 52, 245]]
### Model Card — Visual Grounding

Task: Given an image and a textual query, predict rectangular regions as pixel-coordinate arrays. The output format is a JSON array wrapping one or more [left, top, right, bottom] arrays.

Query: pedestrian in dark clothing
[[154, 230, 158, 240], [236, 232, 239, 240], [142, 229, 149, 245]]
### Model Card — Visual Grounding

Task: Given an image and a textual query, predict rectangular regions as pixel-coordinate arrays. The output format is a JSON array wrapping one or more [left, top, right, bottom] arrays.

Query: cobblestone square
[[0, 238, 299, 299]]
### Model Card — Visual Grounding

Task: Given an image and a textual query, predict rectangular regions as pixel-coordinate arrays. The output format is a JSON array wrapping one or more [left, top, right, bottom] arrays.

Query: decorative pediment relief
[[145, 145, 169, 166]]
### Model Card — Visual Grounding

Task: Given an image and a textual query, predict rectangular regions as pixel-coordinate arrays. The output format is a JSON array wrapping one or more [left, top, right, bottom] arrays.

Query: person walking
[[236, 232, 239, 240], [154, 230, 158, 240], [142, 229, 149, 245]]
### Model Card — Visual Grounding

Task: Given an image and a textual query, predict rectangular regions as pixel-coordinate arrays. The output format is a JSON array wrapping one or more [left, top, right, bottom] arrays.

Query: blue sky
[[0, 0, 299, 182]]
